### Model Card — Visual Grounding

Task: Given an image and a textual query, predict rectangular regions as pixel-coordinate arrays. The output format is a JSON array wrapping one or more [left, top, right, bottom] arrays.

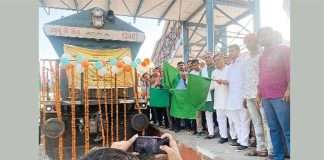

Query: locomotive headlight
[[46, 106, 52, 111]]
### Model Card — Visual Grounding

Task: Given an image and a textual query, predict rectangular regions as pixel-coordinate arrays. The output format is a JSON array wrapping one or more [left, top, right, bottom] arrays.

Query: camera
[[133, 136, 169, 155]]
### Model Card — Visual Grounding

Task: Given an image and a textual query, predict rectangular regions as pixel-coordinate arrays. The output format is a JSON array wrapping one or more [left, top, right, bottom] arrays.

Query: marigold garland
[[96, 71, 106, 146], [70, 64, 77, 160], [83, 67, 90, 154]]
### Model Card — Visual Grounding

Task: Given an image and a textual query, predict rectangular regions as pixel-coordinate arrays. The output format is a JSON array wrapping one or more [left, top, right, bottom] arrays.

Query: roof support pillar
[[252, 0, 261, 32], [206, 0, 214, 54], [213, 30, 219, 53], [220, 28, 227, 54], [181, 21, 190, 63]]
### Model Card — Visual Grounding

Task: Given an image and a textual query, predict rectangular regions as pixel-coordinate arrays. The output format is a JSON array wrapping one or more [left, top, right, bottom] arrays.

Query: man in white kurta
[[226, 44, 251, 151], [210, 55, 233, 143]]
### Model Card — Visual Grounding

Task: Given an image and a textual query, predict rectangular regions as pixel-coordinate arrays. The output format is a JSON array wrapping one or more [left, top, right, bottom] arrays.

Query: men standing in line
[[226, 44, 251, 151], [257, 27, 290, 160], [242, 33, 273, 157]]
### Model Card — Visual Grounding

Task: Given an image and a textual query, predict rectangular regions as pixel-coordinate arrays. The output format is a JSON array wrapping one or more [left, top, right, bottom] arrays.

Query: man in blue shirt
[[176, 62, 188, 90], [170, 61, 188, 132]]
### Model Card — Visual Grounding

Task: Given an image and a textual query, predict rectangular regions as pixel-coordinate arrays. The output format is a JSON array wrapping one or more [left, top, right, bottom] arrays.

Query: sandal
[[256, 151, 268, 157], [246, 150, 258, 156]]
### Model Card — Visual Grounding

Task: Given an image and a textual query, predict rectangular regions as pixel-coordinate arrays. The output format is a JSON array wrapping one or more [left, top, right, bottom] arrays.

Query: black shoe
[[196, 132, 205, 136], [192, 131, 197, 135], [235, 145, 248, 151], [231, 138, 237, 142], [174, 129, 180, 133], [205, 135, 216, 139], [218, 138, 228, 144], [230, 141, 240, 147]]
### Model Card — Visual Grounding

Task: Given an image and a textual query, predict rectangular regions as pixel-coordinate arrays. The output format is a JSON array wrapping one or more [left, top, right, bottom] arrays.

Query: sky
[[260, 0, 290, 41], [39, 0, 290, 59]]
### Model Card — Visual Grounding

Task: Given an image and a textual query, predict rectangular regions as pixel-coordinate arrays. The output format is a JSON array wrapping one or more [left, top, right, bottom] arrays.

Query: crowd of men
[[140, 27, 290, 160]]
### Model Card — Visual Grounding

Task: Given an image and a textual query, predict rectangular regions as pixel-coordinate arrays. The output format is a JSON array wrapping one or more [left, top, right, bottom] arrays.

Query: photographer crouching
[[81, 133, 183, 160]]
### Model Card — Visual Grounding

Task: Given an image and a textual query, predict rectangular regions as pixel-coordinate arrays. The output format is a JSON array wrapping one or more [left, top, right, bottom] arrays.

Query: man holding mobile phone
[[81, 133, 183, 160]]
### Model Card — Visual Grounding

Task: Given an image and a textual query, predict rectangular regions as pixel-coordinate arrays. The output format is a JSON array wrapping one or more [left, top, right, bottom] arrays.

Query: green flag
[[162, 62, 211, 119], [170, 89, 196, 119], [187, 74, 211, 110], [149, 88, 170, 108], [169, 74, 211, 119], [162, 62, 180, 89]]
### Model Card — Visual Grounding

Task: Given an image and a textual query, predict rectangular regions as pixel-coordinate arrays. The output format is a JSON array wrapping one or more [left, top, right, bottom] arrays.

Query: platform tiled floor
[[160, 128, 268, 160]]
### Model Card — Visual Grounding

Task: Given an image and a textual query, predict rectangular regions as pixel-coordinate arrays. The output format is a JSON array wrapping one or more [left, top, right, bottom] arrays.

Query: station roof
[[40, 0, 251, 26], [146, 0, 253, 65], [40, 0, 253, 64], [152, 17, 252, 63]]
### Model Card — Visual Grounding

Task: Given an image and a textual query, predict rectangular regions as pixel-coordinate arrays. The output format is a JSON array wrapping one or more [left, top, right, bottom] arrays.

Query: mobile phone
[[133, 136, 169, 155]]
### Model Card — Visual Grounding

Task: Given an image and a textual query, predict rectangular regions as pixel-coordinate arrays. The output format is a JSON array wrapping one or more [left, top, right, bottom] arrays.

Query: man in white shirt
[[200, 56, 216, 139], [243, 33, 273, 157], [226, 44, 251, 151], [210, 55, 233, 143]]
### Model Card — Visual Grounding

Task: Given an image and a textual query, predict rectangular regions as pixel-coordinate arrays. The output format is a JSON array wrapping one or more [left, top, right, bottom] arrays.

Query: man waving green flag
[[162, 62, 180, 89], [160, 62, 211, 119]]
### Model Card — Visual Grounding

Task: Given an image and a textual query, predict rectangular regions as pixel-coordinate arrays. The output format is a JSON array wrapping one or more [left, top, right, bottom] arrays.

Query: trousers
[[227, 109, 251, 146], [262, 98, 290, 160], [205, 111, 215, 136], [216, 109, 229, 138], [195, 111, 203, 132], [246, 98, 273, 152]]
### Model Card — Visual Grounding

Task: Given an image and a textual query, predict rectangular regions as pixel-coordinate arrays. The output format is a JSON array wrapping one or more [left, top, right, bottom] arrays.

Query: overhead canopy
[[44, 8, 145, 58], [151, 14, 252, 65], [40, 0, 250, 26], [40, 0, 255, 65]]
